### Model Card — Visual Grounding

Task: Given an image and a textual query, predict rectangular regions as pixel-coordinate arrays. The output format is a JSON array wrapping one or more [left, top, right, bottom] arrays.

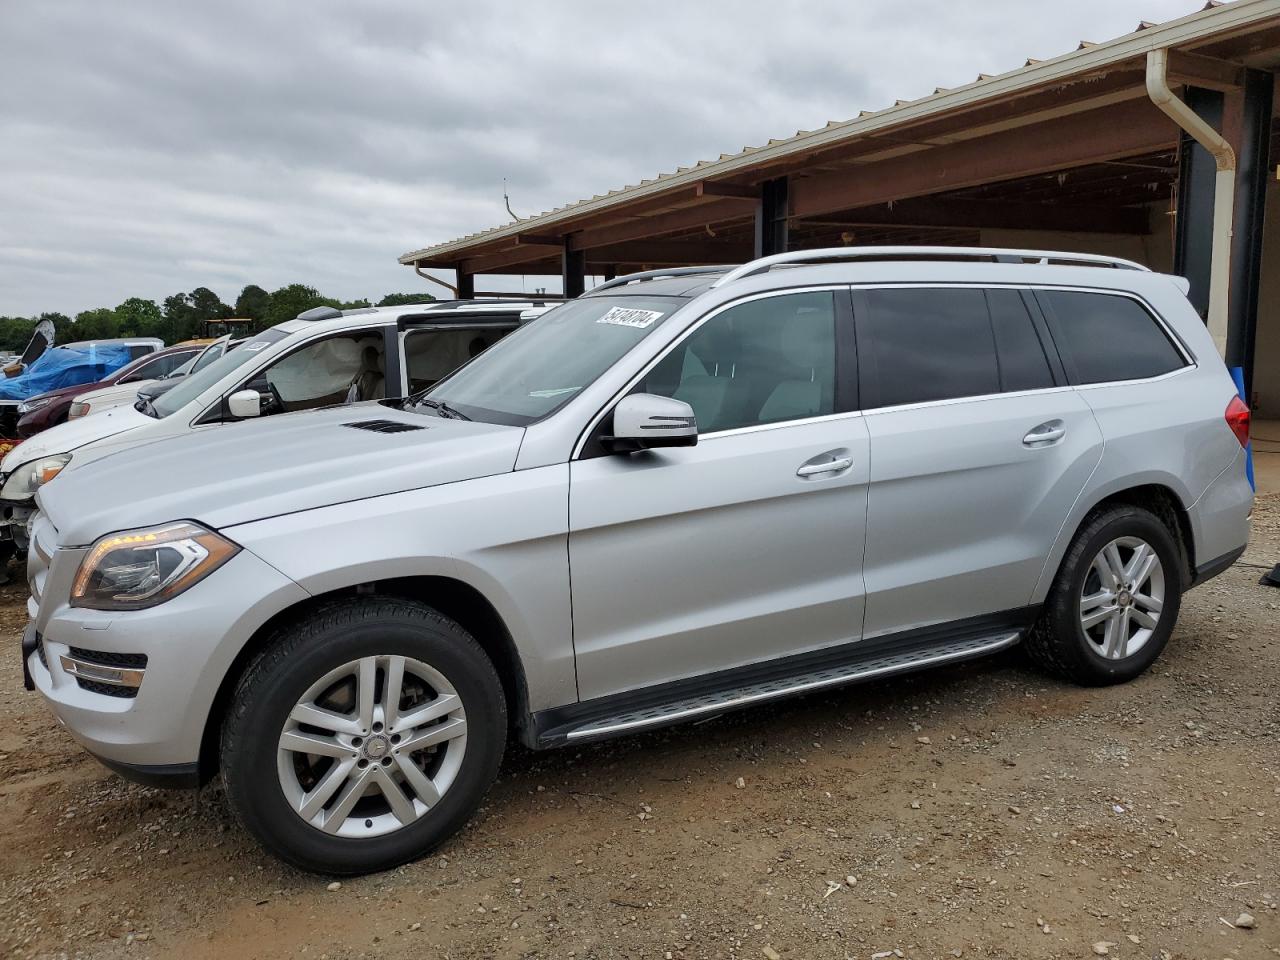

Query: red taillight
[[1225, 395, 1251, 448]]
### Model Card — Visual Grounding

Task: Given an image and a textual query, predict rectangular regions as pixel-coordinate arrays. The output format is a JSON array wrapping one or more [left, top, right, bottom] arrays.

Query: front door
[[568, 289, 870, 701]]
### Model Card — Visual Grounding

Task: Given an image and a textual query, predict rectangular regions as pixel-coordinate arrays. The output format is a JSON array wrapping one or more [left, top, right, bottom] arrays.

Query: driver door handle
[[797, 456, 853, 477]]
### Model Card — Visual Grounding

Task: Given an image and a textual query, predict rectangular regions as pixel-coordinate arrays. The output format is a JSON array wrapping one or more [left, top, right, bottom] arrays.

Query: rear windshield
[[414, 296, 683, 426], [149, 329, 288, 418]]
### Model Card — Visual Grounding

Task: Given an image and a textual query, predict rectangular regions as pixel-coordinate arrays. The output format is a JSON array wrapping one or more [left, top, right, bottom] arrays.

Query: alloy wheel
[[276, 655, 468, 838], [1078, 536, 1165, 661]]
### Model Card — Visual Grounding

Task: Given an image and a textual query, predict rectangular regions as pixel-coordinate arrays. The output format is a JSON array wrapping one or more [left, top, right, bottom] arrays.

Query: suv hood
[[38, 404, 524, 546], [2, 403, 152, 474]]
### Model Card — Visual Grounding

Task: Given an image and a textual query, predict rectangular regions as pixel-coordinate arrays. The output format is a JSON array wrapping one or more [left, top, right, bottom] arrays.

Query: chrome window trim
[[572, 285, 848, 460], [861, 384, 1076, 418], [1070, 363, 1196, 391], [699, 408, 866, 441]]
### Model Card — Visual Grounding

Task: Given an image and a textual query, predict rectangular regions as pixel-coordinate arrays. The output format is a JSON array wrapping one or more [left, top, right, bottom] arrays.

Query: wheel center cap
[[1116, 590, 1133, 608], [362, 735, 390, 759]]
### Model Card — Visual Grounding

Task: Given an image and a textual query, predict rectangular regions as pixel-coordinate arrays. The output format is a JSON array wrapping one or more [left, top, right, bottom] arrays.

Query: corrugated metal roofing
[[400, 0, 1270, 266]]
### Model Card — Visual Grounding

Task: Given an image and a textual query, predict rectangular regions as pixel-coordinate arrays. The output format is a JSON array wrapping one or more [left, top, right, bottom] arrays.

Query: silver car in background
[[23, 248, 1253, 875]]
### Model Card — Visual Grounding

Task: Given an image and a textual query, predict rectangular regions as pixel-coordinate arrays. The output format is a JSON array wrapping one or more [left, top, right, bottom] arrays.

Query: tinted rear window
[[987, 289, 1054, 392], [861, 288, 999, 407], [1041, 291, 1184, 384]]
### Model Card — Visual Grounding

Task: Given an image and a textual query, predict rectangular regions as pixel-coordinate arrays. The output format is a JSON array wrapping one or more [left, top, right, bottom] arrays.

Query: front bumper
[[25, 515, 311, 775], [0, 495, 36, 551]]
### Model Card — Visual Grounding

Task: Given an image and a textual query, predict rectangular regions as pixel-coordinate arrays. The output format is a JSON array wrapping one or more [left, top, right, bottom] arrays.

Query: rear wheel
[[221, 597, 506, 875], [1027, 505, 1183, 685]]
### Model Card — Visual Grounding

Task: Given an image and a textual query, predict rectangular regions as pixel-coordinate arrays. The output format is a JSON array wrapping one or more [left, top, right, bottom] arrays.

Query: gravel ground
[[1, 497, 1278, 960]]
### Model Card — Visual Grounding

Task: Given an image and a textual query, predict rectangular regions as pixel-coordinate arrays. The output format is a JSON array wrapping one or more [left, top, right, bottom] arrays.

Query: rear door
[[568, 288, 870, 700], [855, 285, 1103, 639]]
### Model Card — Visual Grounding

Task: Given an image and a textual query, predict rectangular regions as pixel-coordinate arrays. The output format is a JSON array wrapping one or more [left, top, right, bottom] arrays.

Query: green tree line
[[0, 285, 437, 353]]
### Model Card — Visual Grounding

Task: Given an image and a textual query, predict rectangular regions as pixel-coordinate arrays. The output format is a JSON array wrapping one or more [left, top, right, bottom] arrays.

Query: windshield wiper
[[416, 398, 471, 421]]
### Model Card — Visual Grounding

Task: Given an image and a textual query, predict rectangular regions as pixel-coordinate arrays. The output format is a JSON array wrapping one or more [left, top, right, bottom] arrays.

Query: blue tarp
[[0, 344, 134, 402]]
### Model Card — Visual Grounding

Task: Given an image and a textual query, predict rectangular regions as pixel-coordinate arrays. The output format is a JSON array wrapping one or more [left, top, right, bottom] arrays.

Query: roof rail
[[589, 265, 732, 294], [710, 246, 1151, 288]]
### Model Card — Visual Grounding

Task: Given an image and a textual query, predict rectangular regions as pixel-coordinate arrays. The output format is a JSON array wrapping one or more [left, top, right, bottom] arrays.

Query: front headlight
[[17, 397, 52, 415], [71, 522, 240, 610], [0, 454, 72, 500]]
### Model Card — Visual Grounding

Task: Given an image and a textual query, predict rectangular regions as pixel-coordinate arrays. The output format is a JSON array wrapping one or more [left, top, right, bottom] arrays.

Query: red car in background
[[14, 342, 204, 438]]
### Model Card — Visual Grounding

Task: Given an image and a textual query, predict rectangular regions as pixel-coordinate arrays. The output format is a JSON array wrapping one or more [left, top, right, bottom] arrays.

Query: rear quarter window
[[1040, 291, 1186, 384]]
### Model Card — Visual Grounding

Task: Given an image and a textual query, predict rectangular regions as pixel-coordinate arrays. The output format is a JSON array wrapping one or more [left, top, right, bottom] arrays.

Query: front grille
[[68, 647, 148, 669], [36, 636, 48, 670], [343, 419, 426, 434]]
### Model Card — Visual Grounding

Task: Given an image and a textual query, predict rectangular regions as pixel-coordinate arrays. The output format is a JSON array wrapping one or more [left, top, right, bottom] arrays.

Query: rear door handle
[[1023, 420, 1066, 447], [797, 456, 853, 477]]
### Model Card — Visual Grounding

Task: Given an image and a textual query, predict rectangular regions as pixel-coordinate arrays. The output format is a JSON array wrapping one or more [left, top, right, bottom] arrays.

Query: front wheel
[[220, 597, 506, 875], [1027, 505, 1183, 686]]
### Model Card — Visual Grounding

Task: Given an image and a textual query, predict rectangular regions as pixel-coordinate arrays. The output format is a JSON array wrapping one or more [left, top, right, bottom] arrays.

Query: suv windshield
[[148, 329, 288, 419], [415, 296, 682, 425]]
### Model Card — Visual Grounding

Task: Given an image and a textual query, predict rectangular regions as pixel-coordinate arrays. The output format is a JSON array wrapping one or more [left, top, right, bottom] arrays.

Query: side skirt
[[529, 607, 1038, 748]]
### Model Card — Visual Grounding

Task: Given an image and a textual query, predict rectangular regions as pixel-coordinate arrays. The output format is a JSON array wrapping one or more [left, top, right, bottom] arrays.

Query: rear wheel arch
[[1036, 481, 1195, 608], [1076, 483, 1195, 585], [199, 575, 529, 782]]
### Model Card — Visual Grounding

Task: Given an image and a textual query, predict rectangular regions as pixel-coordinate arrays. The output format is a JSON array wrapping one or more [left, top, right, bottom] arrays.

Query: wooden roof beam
[[568, 199, 755, 251], [1166, 47, 1246, 91], [803, 196, 1152, 234], [791, 98, 1177, 219], [585, 238, 751, 265]]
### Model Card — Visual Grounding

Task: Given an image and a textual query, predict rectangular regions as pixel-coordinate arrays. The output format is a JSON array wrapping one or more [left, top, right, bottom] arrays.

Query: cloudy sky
[[1, 0, 1206, 317]]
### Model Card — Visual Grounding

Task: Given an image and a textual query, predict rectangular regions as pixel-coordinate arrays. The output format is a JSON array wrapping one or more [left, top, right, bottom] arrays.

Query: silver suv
[[23, 248, 1254, 874]]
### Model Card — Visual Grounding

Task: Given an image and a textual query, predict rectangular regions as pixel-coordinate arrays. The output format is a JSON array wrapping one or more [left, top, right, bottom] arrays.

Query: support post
[[754, 177, 789, 259], [455, 266, 475, 300], [1172, 86, 1224, 321], [562, 242, 585, 298], [1226, 68, 1272, 401]]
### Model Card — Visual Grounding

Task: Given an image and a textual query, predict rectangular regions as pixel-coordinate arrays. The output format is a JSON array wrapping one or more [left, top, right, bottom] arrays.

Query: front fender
[[225, 465, 574, 711]]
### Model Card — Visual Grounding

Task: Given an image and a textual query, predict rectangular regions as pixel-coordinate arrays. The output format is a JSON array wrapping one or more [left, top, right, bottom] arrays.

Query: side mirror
[[604, 393, 697, 453], [227, 389, 262, 419]]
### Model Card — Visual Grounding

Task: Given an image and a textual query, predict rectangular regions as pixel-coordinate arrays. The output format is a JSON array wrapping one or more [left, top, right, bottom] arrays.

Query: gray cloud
[[0, 0, 1202, 315]]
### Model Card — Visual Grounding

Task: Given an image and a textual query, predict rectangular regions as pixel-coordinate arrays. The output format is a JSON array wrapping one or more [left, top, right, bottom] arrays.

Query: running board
[[533, 627, 1024, 747]]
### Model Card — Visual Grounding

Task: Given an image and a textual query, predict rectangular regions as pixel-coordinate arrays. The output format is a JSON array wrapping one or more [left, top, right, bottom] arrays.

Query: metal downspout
[[415, 263, 459, 297], [1146, 48, 1236, 357]]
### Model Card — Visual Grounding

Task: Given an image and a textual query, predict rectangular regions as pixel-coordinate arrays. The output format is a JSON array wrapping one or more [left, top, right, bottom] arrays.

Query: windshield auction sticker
[[595, 307, 664, 329]]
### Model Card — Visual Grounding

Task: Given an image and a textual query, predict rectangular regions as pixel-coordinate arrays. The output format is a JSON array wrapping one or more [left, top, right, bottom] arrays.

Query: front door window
[[249, 333, 386, 415]]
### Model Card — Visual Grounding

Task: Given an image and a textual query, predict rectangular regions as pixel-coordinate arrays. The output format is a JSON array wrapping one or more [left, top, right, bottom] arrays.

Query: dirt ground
[[1, 501, 1278, 960]]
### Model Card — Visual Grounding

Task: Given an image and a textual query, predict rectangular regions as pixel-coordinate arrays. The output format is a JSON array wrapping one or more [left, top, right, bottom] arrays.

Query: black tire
[[1026, 504, 1183, 686], [220, 597, 506, 875]]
